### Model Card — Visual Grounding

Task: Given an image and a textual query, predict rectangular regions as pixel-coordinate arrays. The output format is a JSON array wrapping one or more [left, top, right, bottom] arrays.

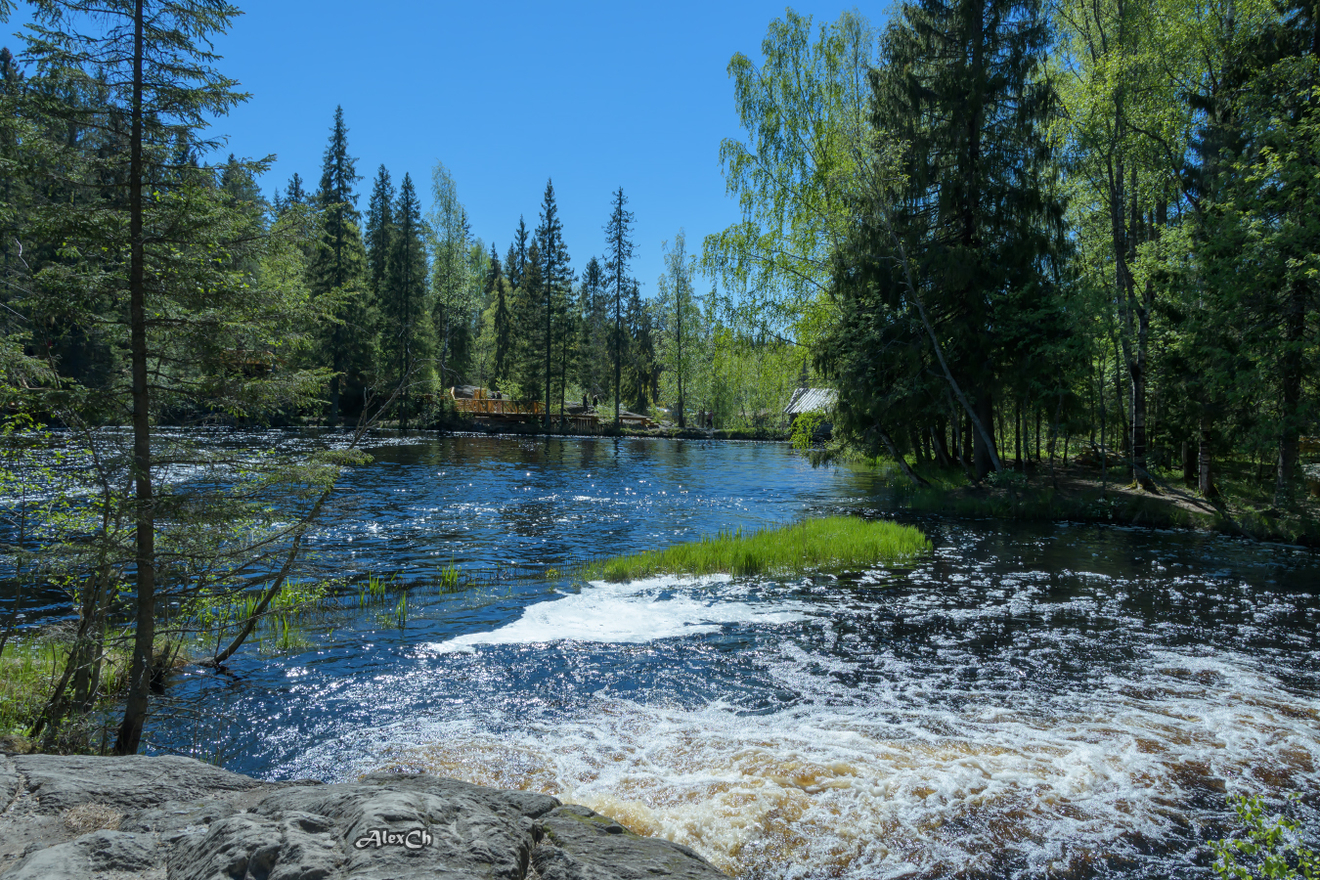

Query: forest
[[0, 0, 1315, 760], [2, 0, 1315, 485]]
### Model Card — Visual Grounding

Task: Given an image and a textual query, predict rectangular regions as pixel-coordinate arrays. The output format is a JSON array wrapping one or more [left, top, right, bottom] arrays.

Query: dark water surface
[[141, 432, 1318, 879]]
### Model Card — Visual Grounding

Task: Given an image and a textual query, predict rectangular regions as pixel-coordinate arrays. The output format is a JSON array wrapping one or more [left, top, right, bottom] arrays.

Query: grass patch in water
[[586, 516, 930, 582]]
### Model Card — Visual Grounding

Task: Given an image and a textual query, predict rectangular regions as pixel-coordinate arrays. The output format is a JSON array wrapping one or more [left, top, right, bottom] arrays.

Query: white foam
[[293, 642, 1320, 880], [426, 575, 815, 653]]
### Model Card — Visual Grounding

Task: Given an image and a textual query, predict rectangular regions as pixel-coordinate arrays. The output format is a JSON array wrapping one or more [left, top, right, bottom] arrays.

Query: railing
[[450, 395, 544, 417]]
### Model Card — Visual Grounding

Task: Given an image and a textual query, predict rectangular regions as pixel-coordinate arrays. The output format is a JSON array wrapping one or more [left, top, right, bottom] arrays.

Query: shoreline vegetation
[[584, 516, 932, 582], [853, 455, 1320, 548]]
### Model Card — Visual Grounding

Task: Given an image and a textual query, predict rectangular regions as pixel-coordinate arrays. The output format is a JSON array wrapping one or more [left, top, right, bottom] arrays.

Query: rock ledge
[[0, 753, 724, 879]]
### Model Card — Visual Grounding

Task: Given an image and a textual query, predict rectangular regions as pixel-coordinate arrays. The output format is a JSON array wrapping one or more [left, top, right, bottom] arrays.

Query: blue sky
[[7, 1, 877, 297]]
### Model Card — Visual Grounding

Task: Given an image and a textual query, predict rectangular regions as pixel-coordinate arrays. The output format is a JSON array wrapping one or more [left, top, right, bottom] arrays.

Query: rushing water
[[126, 432, 1319, 879]]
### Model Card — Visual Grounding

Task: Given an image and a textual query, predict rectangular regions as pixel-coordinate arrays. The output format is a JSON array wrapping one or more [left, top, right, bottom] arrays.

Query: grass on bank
[[0, 632, 131, 742], [586, 516, 931, 582]]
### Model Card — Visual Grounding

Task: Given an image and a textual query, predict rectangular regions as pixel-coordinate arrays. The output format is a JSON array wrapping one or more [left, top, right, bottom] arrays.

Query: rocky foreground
[[0, 753, 725, 879]]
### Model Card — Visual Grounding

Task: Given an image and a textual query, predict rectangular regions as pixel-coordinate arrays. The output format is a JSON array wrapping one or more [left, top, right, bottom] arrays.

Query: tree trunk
[[963, 411, 973, 473], [1275, 278, 1306, 505], [1198, 420, 1216, 498], [972, 391, 996, 480], [1048, 392, 1063, 490], [1015, 397, 1023, 472], [875, 425, 930, 486], [614, 290, 622, 430], [1110, 337, 1130, 462], [910, 428, 929, 466], [116, 0, 154, 756], [1035, 406, 1042, 462], [544, 283, 553, 430], [933, 421, 952, 467], [1130, 278, 1154, 489]]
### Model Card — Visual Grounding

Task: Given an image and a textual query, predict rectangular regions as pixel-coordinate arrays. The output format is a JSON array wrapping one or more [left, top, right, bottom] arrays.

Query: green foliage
[[702, 9, 878, 347], [0, 633, 128, 739], [656, 231, 704, 427], [430, 161, 475, 387], [790, 411, 825, 451], [604, 187, 635, 424], [1211, 794, 1318, 880], [587, 516, 931, 581], [382, 172, 433, 427], [309, 106, 374, 425]]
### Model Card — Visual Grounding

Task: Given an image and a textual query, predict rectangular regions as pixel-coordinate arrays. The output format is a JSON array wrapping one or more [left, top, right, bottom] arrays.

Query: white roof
[[783, 387, 837, 415]]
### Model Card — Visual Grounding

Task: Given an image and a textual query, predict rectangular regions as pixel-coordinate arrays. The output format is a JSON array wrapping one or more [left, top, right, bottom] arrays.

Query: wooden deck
[[449, 387, 658, 431]]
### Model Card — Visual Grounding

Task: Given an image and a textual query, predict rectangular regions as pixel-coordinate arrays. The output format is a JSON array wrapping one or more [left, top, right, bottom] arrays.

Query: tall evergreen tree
[[308, 105, 371, 425], [535, 179, 573, 427], [364, 164, 394, 310], [658, 231, 702, 428], [430, 162, 472, 386], [14, 0, 337, 754], [488, 244, 513, 387], [576, 256, 609, 399], [509, 239, 545, 400], [821, 0, 1064, 478], [604, 187, 634, 426], [506, 216, 529, 290], [274, 171, 310, 218], [382, 172, 429, 429]]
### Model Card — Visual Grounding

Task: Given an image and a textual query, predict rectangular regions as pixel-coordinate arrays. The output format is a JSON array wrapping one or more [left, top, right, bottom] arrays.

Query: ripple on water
[[270, 570, 1318, 880]]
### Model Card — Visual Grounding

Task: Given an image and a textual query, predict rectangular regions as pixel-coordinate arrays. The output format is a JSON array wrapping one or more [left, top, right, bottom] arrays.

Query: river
[[130, 432, 1319, 879]]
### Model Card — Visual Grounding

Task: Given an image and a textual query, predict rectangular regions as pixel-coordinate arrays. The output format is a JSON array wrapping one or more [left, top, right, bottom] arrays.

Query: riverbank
[[426, 411, 789, 441], [873, 459, 1320, 547], [0, 752, 723, 879]]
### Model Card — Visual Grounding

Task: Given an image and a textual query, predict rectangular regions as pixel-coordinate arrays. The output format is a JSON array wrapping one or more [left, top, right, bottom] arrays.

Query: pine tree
[[382, 172, 429, 429], [14, 0, 338, 753], [604, 187, 634, 426], [509, 239, 545, 400], [308, 106, 371, 425], [488, 244, 513, 386], [364, 164, 395, 311], [823, 0, 1063, 477], [506, 216, 529, 290], [535, 179, 573, 427], [625, 280, 657, 415], [576, 256, 609, 399], [276, 171, 309, 216]]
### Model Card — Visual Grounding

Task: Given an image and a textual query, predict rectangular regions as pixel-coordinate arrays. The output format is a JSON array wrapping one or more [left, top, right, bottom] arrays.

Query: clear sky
[[6, 1, 877, 298]]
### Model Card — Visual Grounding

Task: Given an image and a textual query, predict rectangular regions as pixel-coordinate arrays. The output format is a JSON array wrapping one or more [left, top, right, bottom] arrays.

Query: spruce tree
[[576, 256, 609, 399], [14, 0, 338, 753], [509, 239, 545, 400], [308, 106, 371, 425], [604, 187, 634, 426], [276, 171, 309, 216], [364, 164, 395, 312], [535, 180, 572, 427], [505, 216, 529, 293], [823, 0, 1063, 477], [488, 244, 513, 387], [383, 172, 429, 429]]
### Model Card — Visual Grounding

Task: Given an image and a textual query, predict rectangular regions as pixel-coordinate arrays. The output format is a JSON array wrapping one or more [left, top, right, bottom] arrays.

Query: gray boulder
[[0, 755, 724, 880]]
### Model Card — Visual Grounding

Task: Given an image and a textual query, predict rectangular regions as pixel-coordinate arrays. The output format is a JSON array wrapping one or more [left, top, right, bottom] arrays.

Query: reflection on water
[[141, 433, 1318, 880]]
